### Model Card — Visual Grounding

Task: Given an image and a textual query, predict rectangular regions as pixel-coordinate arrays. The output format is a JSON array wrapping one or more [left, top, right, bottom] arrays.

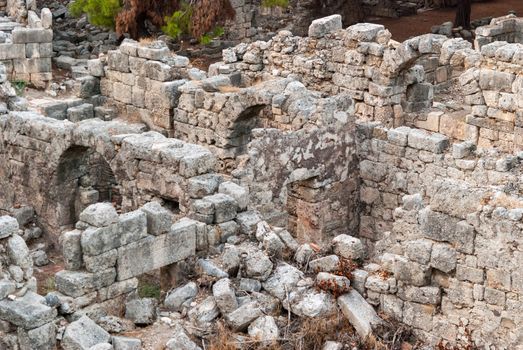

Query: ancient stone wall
[[474, 15, 523, 49], [0, 112, 216, 243], [222, 17, 474, 126], [0, 8, 53, 88], [96, 39, 201, 136], [354, 121, 523, 347], [460, 41, 523, 153]]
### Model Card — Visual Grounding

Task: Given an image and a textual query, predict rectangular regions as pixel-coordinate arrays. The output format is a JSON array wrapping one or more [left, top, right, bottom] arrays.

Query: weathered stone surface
[[248, 315, 279, 344], [62, 316, 110, 350], [165, 325, 202, 350], [0, 299, 56, 329], [55, 269, 116, 297], [112, 336, 142, 350], [225, 301, 263, 331], [116, 218, 196, 280], [332, 234, 364, 260], [125, 298, 157, 325], [338, 290, 382, 339], [18, 322, 56, 350], [308, 15, 342, 38], [164, 282, 198, 311], [262, 262, 303, 300], [212, 278, 238, 313], [140, 202, 172, 235], [79, 203, 119, 227]]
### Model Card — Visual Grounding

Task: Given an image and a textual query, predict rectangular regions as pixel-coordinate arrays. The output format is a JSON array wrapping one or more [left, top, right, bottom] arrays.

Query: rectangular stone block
[[81, 210, 147, 255], [113, 81, 132, 104], [12, 28, 53, 43], [408, 129, 449, 153], [14, 58, 51, 74], [116, 218, 197, 280], [0, 43, 25, 60], [55, 269, 116, 297]]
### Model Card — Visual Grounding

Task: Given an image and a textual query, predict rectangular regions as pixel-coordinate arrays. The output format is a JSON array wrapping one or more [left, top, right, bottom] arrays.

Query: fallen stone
[[112, 336, 142, 350], [338, 290, 383, 339], [165, 325, 202, 350], [125, 298, 157, 326], [248, 315, 279, 344], [212, 278, 238, 313], [164, 282, 198, 311], [62, 315, 111, 350], [332, 234, 364, 260]]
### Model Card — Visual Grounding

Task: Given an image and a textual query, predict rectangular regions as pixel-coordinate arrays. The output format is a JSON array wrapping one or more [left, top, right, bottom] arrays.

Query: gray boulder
[[125, 298, 157, 326], [62, 316, 111, 350]]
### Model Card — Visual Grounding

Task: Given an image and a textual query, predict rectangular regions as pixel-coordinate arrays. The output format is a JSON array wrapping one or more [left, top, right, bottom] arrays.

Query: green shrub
[[69, 0, 122, 29], [161, 1, 193, 39], [261, 0, 289, 8], [199, 26, 224, 45]]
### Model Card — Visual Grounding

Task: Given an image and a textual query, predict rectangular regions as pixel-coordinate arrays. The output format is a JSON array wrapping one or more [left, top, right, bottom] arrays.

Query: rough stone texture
[[61, 316, 111, 350]]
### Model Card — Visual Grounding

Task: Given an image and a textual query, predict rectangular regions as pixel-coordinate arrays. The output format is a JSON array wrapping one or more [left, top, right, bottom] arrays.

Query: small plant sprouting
[[200, 26, 225, 45], [11, 79, 27, 96]]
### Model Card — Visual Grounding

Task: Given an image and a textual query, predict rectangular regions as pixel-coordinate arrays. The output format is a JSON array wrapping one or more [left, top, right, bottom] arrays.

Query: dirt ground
[[369, 0, 523, 41]]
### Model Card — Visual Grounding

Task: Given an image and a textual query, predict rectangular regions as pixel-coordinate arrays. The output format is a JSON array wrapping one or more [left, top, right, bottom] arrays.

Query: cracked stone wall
[[0, 8, 53, 88], [354, 121, 523, 347], [0, 112, 216, 244]]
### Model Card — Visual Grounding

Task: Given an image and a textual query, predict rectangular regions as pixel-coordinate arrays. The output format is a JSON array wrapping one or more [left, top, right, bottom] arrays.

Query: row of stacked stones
[[0, 215, 57, 350], [220, 15, 475, 127], [0, 0, 34, 22], [460, 40, 523, 153], [354, 120, 523, 347], [96, 40, 199, 136], [474, 15, 523, 49], [0, 8, 53, 88]]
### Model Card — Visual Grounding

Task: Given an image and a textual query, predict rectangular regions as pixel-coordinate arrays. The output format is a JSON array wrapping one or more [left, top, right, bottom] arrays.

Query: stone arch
[[47, 145, 121, 234]]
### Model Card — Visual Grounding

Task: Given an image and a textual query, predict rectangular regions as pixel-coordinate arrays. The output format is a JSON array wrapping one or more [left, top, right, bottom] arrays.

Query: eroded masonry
[[0, 9, 522, 350]]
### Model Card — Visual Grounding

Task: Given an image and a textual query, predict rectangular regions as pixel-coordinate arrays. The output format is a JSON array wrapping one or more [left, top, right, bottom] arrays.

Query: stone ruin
[[0, 9, 522, 350], [0, 3, 53, 88]]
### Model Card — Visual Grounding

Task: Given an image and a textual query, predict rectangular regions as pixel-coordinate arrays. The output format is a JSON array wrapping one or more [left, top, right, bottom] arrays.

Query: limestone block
[[61, 229, 83, 270], [0, 299, 56, 329], [338, 290, 382, 338], [125, 298, 157, 326], [87, 59, 104, 77], [14, 58, 51, 74], [137, 45, 170, 61], [201, 194, 238, 224], [40, 8, 52, 29], [55, 269, 116, 297], [0, 44, 25, 60], [0, 215, 19, 239], [79, 203, 119, 227], [218, 181, 249, 210], [62, 316, 110, 350], [116, 218, 196, 280], [393, 256, 431, 286], [332, 234, 364, 260], [12, 28, 53, 43], [18, 322, 56, 350], [346, 22, 384, 42], [407, 129, 449, 153], [67, 103, 94, 122], [140, 202, 172, 235], [81, 210, 147, 256], [107, 50, 130, 73]]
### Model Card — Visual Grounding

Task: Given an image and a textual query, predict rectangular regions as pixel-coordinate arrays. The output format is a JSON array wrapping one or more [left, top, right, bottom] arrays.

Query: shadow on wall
[[50, 146, 121, 231]]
